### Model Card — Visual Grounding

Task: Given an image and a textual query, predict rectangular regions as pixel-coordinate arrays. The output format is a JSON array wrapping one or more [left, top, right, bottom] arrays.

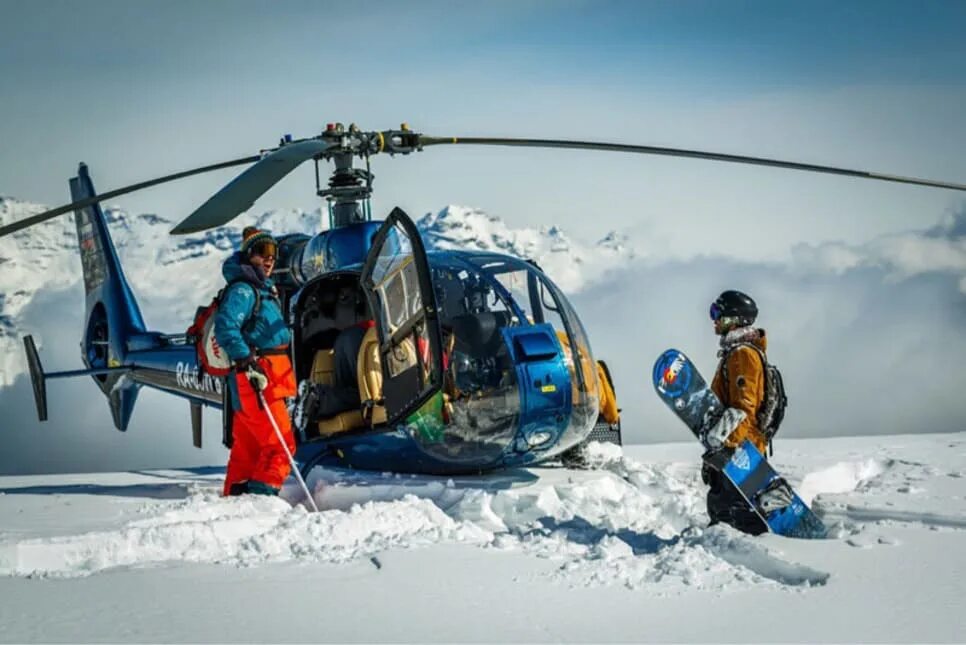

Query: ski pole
[[257, 390, 320, 513]]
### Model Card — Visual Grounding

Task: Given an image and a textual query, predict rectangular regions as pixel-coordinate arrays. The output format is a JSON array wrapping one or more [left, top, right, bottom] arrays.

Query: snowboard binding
[[754, 477, 794, 514]]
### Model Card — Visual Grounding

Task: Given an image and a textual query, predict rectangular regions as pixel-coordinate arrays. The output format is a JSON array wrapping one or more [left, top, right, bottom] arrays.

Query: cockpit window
[[491, 269, 534, 323], [379, 258, 421, 332], [362, 217, 441, 423], [401, 254, 522, 463], [465, 254, 600, 453], [547, 284, 600, 449], [390, 251, 599, 463], [367, 225, 426, 378], [370, 222, 413, 287]]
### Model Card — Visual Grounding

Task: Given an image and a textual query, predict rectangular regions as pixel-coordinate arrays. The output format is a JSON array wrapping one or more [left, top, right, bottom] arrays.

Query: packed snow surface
[[1, 433, 964, 642]]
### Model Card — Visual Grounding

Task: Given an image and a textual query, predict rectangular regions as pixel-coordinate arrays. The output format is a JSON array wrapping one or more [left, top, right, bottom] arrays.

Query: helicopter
[[3, 123, 964, 477]]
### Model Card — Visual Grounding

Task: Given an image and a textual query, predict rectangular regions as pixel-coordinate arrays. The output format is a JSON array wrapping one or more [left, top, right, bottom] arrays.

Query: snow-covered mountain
[[0, 198, 319, 383], [419, 205, 636, 291], [0, 197, 634, 385]]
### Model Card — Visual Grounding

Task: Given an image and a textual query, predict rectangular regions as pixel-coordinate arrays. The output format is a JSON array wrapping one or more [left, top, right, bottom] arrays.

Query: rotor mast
[[315, 123, 372, 228], [313, 122, 424, 228]]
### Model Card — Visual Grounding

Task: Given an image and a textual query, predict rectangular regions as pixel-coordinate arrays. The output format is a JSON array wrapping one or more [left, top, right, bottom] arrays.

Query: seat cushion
[[357, 327, 388, 424], [311, 349, 336, 386], [358, 327, 382, 403], [308, 328, 390, 434], [312, 347, 364, 435], [318, 410, 365, 436]]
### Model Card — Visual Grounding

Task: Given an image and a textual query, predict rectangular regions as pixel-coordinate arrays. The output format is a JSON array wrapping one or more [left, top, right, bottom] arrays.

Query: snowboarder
[[703, 289, 771, 534], [214, 227, 297, 496]]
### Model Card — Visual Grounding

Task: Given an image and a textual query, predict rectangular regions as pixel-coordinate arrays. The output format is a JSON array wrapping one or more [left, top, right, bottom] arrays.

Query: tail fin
[[70, 163, 145, 431]]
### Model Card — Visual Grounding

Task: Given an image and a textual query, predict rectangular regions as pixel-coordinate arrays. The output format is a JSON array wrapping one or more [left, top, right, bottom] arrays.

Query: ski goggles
[[709, 302, 723, 321], [250, 240, 277, 260]]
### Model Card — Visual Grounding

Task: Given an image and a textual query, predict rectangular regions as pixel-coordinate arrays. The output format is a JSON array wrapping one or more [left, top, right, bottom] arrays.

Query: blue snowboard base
[[705, 440, 827, 539], [653, 348, 827, 539]]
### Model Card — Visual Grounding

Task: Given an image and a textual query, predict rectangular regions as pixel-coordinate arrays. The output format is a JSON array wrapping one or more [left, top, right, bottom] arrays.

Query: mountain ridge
[[0, 198, 634, 384]]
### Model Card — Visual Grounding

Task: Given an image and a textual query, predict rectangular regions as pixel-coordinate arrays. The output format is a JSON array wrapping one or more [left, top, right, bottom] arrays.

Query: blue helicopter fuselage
[[34, 166, 607, 477], [286, 220, 603, 475]]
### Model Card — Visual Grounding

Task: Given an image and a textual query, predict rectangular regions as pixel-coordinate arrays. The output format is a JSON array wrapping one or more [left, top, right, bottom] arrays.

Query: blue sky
[[486, 1, 966, 88], [1, 1, 964, 259], [5, 1, 964, 88]]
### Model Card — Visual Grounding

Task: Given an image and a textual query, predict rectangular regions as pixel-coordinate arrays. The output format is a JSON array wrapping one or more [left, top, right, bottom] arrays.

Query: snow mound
[[798, 458, 890, 504], [0, 489, 485, 578], [804, 447, 966, 532], [555, 526, 828, 591], [0, 446, 827, 591]]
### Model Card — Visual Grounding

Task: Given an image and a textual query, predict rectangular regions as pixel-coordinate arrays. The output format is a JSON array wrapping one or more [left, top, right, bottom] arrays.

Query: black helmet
[[710, 290, 757, 327]]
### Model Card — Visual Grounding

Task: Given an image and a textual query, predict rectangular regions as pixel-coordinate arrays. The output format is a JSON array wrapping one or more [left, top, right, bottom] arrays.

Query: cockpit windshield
[[302, 210, 603, 475], [464, 255, 599, 451], [402, 252, 599, 464], [403, 254, 521, 464]]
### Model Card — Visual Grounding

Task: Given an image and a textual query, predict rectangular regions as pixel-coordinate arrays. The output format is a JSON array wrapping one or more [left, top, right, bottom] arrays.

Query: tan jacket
[[711, 328, 768, 454]]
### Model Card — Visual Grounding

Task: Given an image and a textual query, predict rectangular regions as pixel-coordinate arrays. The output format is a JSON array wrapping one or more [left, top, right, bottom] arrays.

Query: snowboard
[[652, 348, 827, 539]]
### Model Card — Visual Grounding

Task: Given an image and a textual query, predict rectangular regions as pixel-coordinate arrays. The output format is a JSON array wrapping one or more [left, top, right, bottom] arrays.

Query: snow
[[419, 205, 635, 291], [0, 433, 964, 642]]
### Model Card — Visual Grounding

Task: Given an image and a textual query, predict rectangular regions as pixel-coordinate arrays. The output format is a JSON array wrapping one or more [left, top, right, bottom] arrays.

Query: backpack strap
[[216, 280, 263, 366], [224, 279, 263, 334], [719, 342, 766, 400]]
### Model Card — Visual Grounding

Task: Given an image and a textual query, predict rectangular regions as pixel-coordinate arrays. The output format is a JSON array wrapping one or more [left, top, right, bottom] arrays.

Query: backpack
[[720, 343, 788, 444], [186, 280, 261, 376]]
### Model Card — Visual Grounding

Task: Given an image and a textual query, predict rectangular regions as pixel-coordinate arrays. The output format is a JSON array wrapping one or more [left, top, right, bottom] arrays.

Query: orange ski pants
[[223, 354, 297, 496]]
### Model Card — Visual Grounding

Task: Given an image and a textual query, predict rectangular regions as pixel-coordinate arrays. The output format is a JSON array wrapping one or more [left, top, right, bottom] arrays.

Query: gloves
[[235, 356, 268, 392], [704, 407, 747, 449]]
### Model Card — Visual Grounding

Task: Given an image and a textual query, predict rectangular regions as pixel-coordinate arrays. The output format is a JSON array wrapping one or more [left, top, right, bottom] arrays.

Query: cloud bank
[[1, 201, 964, 473], [790, 207, 966, 292], [576, 206, 966, 444]]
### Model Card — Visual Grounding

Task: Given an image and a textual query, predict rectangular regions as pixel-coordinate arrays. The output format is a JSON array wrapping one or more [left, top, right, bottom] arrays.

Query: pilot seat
[[308, 326, 420, 436]]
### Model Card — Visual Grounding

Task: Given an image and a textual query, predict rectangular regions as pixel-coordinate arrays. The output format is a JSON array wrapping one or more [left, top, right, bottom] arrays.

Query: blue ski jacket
[[213, 252, 291, 362]]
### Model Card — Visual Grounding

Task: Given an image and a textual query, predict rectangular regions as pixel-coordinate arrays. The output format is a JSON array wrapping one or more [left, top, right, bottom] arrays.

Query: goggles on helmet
[[709, 301, 723, 321], [250, 240, 277, 260]]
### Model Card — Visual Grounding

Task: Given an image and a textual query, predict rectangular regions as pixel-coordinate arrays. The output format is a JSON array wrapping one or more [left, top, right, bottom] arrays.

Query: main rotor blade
[[420, 136, 966, 192], [0, 155, 261, 238], [169, 139, 334, 234]]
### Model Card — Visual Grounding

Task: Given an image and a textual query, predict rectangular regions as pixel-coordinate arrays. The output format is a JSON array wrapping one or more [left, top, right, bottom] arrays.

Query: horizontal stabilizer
[[109, 380, 140, 432], [23, 336, 47, 422]]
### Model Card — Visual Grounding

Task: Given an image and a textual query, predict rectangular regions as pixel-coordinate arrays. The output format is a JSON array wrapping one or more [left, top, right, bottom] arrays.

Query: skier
[[703, 289, 771, 534], [214, 227, 297, 496]]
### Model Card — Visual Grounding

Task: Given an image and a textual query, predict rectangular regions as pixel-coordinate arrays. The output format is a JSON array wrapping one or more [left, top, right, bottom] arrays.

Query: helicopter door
[[360, 207, 443, 424]]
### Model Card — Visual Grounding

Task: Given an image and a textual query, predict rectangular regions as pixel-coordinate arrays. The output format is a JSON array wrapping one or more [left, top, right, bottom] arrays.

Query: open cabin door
[[360, 207, 443, 425]]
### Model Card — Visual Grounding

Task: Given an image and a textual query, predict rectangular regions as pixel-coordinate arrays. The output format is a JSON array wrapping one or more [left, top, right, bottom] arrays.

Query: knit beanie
[[239, 226, 276, 256]]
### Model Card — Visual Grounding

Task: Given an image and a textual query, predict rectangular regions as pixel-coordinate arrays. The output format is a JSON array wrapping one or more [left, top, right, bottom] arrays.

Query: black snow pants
[[702, 463, 768, 536]]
